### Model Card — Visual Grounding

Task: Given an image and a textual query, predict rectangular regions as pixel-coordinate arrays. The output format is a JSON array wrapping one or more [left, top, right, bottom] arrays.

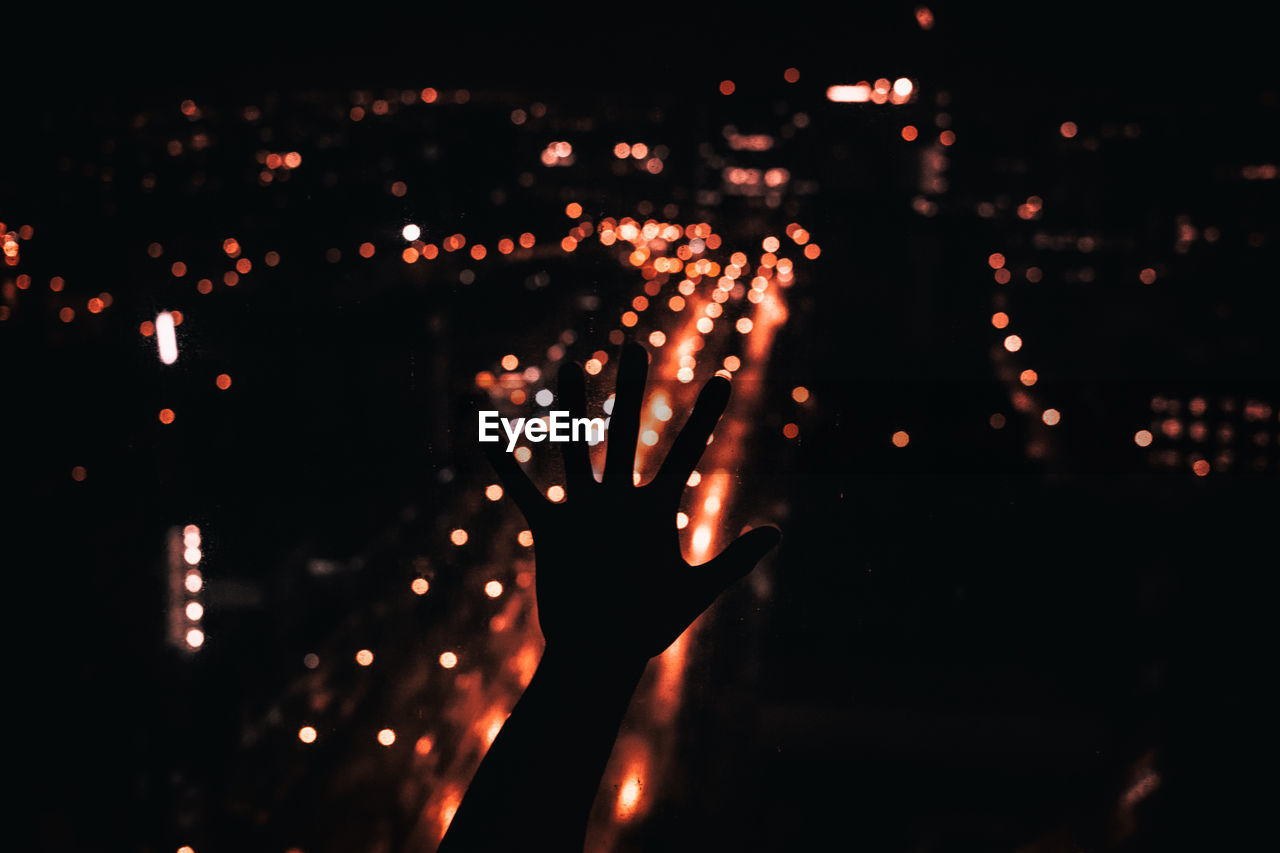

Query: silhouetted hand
[[483, 341, 781, 662], [441, 342, 779, 851]]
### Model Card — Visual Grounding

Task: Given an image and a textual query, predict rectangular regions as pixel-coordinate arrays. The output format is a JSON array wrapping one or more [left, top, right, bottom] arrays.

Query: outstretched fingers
[[557, 361, 594, 493], [603, 342, 648, 487], [654, 374, 731, 495]]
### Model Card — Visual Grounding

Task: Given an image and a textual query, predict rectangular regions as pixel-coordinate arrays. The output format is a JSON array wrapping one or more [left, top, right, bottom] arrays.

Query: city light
[[156, 311, 178, 364], [827, 84, 871, 103]]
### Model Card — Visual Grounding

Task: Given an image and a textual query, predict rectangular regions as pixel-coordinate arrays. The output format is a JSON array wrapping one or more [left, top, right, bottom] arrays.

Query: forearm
[[438, 645, 647, 852]]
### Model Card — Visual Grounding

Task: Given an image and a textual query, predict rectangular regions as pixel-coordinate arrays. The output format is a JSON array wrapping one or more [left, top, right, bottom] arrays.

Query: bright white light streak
[[617, 774, 642, 818], [691, 524, 713, 560], [156, 312, 178, 364], [827, 84, 871, 103]]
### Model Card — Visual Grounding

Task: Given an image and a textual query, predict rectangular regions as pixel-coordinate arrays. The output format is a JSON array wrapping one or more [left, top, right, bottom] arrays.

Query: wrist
[[536, 642, 649, 691]]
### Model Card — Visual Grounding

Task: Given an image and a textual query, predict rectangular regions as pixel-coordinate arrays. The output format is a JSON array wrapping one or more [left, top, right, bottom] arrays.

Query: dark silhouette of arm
[[438, 342, 780, 852]]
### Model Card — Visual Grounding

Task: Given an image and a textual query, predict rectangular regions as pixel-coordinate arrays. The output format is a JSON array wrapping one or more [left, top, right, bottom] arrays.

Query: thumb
[[659, 525, 782, 658], [699, 525, 782, 597]]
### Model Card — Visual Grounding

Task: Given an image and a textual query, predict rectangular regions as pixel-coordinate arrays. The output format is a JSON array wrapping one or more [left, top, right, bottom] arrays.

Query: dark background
[[8, 5, 1279, 851]]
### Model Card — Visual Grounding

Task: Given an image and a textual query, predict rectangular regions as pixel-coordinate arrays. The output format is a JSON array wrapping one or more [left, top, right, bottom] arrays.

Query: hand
[[483, 341, 781, 662]]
